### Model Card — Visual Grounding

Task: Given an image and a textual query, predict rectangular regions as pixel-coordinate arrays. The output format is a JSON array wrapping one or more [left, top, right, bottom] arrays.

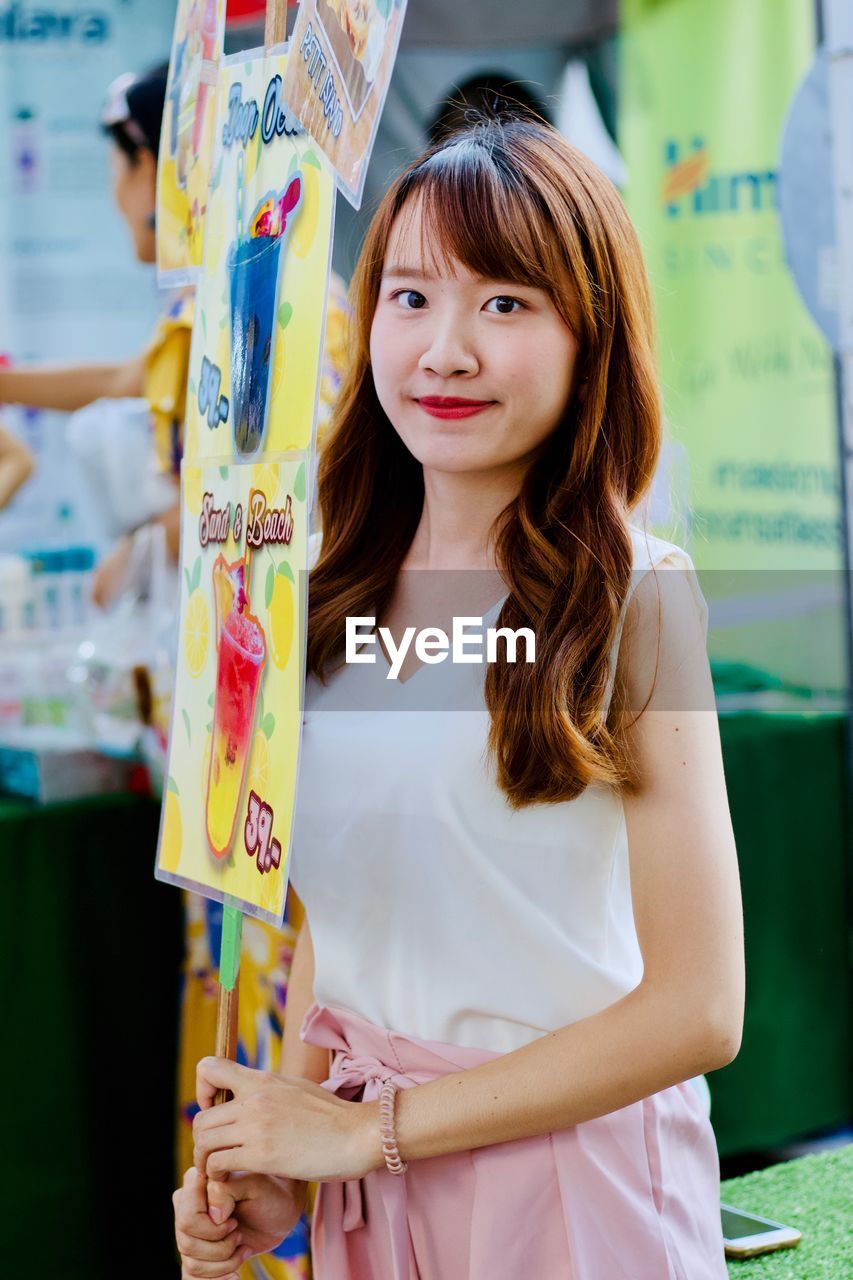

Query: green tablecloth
[[721, 1146, 853, 1277], [710, 712, 853, 1156], [0, 792, 182, 1276]]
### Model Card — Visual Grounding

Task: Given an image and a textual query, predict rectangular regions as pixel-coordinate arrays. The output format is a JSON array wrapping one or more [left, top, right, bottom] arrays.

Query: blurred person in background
[[0, 63, 192, 608]]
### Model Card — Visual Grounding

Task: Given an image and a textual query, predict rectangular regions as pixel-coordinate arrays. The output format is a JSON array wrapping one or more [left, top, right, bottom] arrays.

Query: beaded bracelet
[[378, 1080, 408, 1175]]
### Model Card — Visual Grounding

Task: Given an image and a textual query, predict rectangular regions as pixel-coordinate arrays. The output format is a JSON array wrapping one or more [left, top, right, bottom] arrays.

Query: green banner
[[620, 0, 845, 690], [621, 0, 839, 574]]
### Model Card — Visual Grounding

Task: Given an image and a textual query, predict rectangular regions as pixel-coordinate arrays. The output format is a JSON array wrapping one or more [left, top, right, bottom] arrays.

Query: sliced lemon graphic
[[160, 788, 183, 873], [269, 571, 295, 670], [252, 463, 280, 503], [184, 589, 210, 677]]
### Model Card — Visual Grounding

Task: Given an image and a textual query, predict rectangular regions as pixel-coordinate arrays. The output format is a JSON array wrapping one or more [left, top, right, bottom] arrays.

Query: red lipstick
[[415, 396, 496, 420]]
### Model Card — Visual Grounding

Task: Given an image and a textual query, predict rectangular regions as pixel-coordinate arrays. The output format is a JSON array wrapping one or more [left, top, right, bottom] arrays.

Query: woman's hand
[[193, 1057, 383, 1183], [173, 1166, 305, 1278]]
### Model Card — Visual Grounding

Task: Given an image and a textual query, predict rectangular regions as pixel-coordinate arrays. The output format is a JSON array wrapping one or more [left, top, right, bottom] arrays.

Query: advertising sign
[[156, 48, 335, 923], [281, 0, 407, 207]]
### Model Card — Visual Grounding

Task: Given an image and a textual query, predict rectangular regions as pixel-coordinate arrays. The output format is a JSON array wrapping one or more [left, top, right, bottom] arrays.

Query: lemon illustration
[[292, 162, 319, 259], [246, 728, 270, 802], [269, 571, 295, 670], [259, 864, 284, 914], [252, 463, 279, 504], [183, 463, 204, 516], [160, 788, 183, 873], [184, 589, 210, 677]]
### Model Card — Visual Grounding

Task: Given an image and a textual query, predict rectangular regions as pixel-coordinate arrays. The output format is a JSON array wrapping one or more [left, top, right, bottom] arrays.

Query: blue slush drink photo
[[228, 232, 282, 456]]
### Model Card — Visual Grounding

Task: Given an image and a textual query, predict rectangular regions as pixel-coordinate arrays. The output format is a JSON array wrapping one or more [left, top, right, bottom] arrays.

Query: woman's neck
[[404, 465, 523, 571]]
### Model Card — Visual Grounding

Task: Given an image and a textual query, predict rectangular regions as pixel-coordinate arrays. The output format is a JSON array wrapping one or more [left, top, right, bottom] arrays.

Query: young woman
[[174, 119, 743, 1279]]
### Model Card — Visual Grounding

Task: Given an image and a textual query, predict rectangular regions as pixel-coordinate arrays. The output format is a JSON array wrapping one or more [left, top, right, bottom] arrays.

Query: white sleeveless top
[[289, 526, 707, 1053]]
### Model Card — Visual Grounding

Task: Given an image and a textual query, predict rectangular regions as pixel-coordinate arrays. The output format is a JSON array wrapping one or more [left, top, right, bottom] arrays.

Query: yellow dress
[[144, 290, 195, 476]]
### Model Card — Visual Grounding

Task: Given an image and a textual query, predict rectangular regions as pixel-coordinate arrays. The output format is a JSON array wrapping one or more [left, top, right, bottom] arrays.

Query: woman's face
[[370, 199, 580, 478], [110, 143, 157, 263]]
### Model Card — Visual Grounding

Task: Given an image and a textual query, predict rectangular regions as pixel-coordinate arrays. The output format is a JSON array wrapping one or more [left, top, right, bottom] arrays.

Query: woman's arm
[[0, 422, 34, 508], [281, 912, 331, 1084], [0, 355, 145, 412]]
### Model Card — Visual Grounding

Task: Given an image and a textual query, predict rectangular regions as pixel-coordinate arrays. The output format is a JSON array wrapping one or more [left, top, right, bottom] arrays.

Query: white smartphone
[[721, 1203, 802, 1259]]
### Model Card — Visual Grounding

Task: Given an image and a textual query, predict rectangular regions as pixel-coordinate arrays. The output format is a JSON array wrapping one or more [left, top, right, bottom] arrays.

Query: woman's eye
[[484, 295, 524, 315], [392, 289, 427, 310]]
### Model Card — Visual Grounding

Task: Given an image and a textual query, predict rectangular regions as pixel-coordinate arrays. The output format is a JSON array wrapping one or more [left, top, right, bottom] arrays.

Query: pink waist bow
[[299, 1001, 496, 1234]]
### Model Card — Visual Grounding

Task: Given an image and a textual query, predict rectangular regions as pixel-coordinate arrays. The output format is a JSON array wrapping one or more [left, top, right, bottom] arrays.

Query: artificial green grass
[[721, 1145, 853, 1277]]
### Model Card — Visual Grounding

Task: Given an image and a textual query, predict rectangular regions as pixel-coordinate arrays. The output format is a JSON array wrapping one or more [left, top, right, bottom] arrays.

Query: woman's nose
[[418, 319, 479, 378]]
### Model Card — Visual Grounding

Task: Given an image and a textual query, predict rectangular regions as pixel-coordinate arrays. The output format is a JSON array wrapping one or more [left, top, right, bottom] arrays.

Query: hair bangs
[[392, 135, 562, 300]]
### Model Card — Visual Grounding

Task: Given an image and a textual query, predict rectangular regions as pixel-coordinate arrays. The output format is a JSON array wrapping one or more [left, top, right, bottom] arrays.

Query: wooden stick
[[265, 0, 287, 48], [214, 983, 240, 1105]]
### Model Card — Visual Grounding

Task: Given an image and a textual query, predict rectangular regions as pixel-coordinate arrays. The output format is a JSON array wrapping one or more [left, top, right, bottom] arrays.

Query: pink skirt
[[300, 1002, 728, 1280]]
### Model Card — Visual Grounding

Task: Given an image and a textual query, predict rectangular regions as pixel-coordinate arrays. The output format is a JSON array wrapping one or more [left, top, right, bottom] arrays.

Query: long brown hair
[[308, 121, 661, 807]]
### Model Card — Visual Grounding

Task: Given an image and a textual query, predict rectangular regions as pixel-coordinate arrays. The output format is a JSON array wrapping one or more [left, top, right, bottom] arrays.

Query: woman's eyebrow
[[381, 265, 436, 280]]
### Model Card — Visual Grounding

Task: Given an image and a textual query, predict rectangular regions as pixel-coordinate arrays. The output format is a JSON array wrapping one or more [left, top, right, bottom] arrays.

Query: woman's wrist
[[349, 1098, 387, 1175]]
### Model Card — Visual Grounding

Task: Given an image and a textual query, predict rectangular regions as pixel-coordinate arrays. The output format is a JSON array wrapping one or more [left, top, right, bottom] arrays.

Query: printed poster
[[620, 0, 843, 689], [620, 0, 838, 574], [281, 0, 407, 207], [156, 49, 335, 924], [157, 0, 227, 283]]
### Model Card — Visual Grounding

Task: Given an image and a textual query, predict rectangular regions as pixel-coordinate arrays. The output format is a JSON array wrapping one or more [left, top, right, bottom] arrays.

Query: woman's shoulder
[[625, 523, 708, 642], [626, 523, 697, 575]]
